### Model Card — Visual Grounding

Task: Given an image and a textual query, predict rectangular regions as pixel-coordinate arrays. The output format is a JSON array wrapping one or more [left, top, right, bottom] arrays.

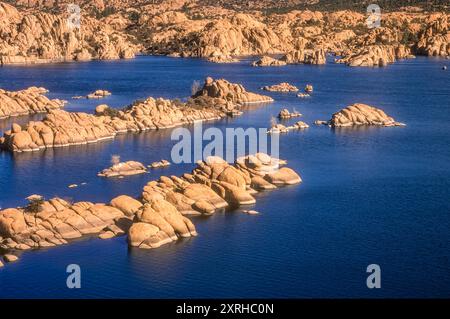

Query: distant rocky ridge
[[0, 153, 301, 260], [0, 78, 273, 152], [0, 87, 66, 119], [0, 2, 139, 65], [0, 1, 448, 67]]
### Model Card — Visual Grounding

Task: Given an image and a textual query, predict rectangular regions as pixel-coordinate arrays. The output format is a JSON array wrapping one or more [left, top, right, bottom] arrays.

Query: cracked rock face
[[329, 103, 406, 127]]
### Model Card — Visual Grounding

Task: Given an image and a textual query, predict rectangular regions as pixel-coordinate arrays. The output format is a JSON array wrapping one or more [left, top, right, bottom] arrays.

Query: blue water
[[0, 56, 449, 298]]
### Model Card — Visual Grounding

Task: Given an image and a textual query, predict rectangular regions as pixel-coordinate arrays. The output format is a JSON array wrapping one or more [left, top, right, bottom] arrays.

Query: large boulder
[[110, 195, 143, 216], [0, 209, 27, 237], [265, 167, 302, 185]]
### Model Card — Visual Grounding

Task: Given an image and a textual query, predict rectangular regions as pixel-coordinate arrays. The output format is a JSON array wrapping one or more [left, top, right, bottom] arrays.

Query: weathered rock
[[110, 195, 143, 216], [0, 87, 65, 119], [129, 199, 197, 249], [252, 56, 286, 67], [265, 167, 302, 185], [193, 77, 273, 104], [3, 254, 19, 263], [1, 78, 264, 153], [0, 153, 301, 256], [0, 208, 27, 237], [207, 55, 239, 63], [149, 159, 171, 169], [262, 82, 298, 92], [98, 161, 147, 178], [337, 45, 413, 67], [294, 121, 310, 129], [281, 49, 326, 64], [278, 109, 302, 119], [99, 231, 115, 239], [267, 123, 289, 134], [0, 2, 139, 65], [329, 103, 405, 127], [86, 90, 112, 99]]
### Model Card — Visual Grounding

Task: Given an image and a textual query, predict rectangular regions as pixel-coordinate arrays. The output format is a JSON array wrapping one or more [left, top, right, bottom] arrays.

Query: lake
[[0, 56, 449, 298]]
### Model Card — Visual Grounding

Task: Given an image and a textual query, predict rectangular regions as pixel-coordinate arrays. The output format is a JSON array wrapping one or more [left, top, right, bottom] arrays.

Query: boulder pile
[[0, 87, 65, 119], [262, 82, 299, 92], [0, 153, 302, 259], [98, 161, 147, 178], [1, 78, 272, 152]]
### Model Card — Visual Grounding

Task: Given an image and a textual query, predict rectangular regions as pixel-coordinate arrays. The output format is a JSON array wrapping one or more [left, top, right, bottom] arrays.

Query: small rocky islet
[[0, 153, 302, 262]]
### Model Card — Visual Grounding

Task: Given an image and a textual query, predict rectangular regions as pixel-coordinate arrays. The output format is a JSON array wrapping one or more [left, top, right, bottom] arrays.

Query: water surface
[[0, 56, 449, 298]]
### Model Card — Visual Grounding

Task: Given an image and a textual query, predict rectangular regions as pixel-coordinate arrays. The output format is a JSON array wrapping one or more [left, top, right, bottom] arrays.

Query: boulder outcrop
[[0, 87, 65, 119], [252, 56, 286, 67], [281, 49, 327, 65], [192, 77, 274, 104], [327, 103, 405, 127], [207, 55, 239, 63], [278, 109, 302, 119], [336, 45, 413, 67], [1, 78, 269, 152], [98, 161, 147, 178], [86, 90, 112, 99], [0, 2, 139, 65], [0, 153, 302, 261], [262, 82, 298, 92]]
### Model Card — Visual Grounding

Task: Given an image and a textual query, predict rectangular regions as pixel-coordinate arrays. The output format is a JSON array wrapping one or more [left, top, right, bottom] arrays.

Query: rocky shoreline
[[0, 77, 273, 153], [0, 153, 301, 263]]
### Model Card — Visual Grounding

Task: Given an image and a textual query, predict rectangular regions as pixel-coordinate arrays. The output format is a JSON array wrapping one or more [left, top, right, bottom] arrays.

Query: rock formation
[[207, 55, 239, 63], [0, 1, 139, 65], [0, 87, 65, 119], [1, 78, 271, 152], [416, 15, 450, 57], [86, 90, 112, 99], [149, 159, 171, 169], [98, 161, 147, 178], [262, 82, 298, 92], [325, 103, 405, 127], [192, 77, 274, 104], [278, 108, 302, 119], [0, 2, 448, 67], [281, 49, 327, 65], [252, 56, 286, 67], [0, 153, 301, 260], [336, 45, 413, 67]]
